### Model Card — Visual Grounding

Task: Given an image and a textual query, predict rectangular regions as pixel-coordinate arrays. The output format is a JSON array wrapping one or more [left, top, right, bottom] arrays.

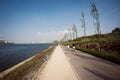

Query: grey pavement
[[62, 46, 120, 80]]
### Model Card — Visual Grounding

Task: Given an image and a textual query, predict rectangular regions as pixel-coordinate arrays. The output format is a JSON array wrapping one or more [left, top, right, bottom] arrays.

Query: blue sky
[[0, 0, 120, 43]]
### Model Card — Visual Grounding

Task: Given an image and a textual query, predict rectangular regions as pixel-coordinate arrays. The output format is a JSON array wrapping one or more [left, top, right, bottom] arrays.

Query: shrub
[[76, 46, 120, 64]]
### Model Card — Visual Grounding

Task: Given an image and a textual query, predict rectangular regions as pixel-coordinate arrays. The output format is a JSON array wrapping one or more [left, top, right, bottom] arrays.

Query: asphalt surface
[[62, 46, 120, 80]]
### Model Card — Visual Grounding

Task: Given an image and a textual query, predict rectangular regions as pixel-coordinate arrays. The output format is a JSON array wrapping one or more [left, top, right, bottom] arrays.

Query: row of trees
[[81, 1, 101, 36], [61, 1, 100, 42], [61, 24, 78, 41]]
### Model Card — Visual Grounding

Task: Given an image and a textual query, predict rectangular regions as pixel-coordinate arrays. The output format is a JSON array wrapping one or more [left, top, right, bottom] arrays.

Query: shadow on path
[[82, 66, 114, 80]]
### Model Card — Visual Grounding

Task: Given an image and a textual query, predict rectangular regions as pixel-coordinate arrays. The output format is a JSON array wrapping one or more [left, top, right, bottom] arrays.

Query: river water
[[0, 43, 52, 72]]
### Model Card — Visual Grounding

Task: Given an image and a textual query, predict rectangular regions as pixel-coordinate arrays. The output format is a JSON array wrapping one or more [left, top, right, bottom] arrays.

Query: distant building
[[0, 40, 8, 44], [0, 40, 5, 44]]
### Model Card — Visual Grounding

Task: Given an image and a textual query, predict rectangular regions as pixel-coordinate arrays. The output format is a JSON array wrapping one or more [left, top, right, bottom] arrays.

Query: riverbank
[[0, 46, 55, 80], [0, 43, 52, 72], [0, 55, 34, 78]]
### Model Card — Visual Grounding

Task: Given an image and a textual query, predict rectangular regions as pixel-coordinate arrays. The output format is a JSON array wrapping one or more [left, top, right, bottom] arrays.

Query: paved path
[[35, 45, 79, 80], [62, 46, 120, 80]]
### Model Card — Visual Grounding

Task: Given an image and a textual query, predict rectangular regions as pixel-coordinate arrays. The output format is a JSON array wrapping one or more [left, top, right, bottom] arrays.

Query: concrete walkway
[[35, 45, 78, 80]]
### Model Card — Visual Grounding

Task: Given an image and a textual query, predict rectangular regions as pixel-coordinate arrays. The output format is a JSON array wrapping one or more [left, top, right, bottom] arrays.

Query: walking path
[[35, 45, 79, 80]]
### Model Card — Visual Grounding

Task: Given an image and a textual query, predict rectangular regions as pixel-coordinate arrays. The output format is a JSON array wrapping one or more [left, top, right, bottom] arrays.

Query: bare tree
[[72, 27, 75, 40], [91, 1, 100, 35], [72, 24, 78, 39], [80, 12, 86, 36]]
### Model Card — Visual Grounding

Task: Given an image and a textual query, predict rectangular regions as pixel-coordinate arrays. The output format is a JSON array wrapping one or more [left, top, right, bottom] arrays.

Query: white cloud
[[35, 30, 65, 43], [63, 30, 69, 34]]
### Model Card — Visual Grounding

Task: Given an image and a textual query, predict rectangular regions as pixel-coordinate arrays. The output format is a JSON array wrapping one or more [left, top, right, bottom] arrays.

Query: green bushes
[[61, 27, 120, 64], [76, 46, 120, 64]]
